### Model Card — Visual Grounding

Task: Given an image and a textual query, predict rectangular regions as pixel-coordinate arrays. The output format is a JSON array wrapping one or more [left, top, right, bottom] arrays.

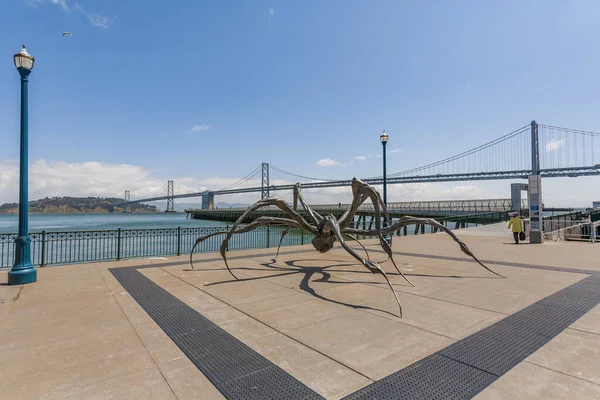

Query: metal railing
[[0, 226, 311, 269], [357, 199, 524, 213], [210, 199, 524, 214], [542, 209, 600, 232], [0, 211, 519, 269], [544, 220, 600, 243], [351, 211, 513, 236]]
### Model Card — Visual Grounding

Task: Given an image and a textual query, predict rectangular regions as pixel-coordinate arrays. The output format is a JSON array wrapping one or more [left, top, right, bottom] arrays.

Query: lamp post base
[[8, 267, 37, 285], [9, 235, 37, 285]]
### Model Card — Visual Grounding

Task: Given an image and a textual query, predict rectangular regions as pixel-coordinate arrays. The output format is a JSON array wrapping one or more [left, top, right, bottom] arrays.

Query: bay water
[[0, 212, 227, 234]]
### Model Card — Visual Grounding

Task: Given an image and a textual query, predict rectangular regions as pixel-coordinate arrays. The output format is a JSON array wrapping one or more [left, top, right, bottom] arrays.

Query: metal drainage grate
[[343, 354, 496, 400], [392, 251, 597, 275], [344, 272, 600, 399], [111, 267, 324, 400], [112, 255, 599, 400], [438, 323, 551, 376]]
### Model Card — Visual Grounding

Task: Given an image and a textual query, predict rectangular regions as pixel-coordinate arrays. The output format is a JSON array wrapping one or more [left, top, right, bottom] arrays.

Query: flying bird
[[63, 32, 72, 37]]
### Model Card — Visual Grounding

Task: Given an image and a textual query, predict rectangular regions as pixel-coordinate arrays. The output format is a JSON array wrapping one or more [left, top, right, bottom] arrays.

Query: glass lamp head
[[14, 45, 34, 71], [380, 130, 388, 143]]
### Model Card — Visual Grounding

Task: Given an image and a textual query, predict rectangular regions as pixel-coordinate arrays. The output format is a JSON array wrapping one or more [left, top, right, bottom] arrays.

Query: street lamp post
[[380, 130, 391, 244], [8, 45, 37, 285]]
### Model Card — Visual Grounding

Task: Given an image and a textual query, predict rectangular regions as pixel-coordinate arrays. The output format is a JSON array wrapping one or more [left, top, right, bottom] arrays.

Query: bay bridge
[[120, 121, 600, 213]]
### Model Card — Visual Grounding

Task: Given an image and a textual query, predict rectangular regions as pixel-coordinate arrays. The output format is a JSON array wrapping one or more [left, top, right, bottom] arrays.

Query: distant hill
[[0, 197, 158, 214]]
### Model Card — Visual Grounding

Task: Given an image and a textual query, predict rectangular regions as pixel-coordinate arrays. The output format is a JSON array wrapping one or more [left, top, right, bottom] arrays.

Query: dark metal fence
[[0, 226, 311, 269], [0, 212, 525, 269], [543, 209, 600, 225]]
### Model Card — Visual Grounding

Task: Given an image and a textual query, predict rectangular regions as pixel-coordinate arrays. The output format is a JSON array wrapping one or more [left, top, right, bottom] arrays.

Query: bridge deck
[[185, 206, 516, 224], [1, 231, 599, 399]]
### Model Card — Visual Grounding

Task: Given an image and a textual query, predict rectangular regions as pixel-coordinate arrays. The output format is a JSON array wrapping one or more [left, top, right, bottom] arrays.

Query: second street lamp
[[8, 45, 37, 285], [380, 130, 391, 244]]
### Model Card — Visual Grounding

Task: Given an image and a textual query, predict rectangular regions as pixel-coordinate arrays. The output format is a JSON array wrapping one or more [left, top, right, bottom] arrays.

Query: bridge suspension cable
[[538, 124, 600, 170], [215, 164, 263, 191], [145, 182, 168, 199], [124, 121, 600, 204], [269, 164, 337, 183], [380, 124, 531, 179], [173, 182, 190, 194], [173, 183, 184, 193]]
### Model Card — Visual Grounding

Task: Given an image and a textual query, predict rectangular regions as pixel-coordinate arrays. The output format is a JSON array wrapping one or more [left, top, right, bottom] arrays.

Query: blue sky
[[1, 0, 600, 207]]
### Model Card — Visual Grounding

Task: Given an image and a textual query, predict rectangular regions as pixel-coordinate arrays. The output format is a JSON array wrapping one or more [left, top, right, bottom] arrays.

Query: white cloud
[[545, 139, 565, 152], [190, 125, 211, 133], [88, 14, 112, 28], [50, 0, 68, 11], [0, 160, 154, 204], [1, 159, 596, 209], [27, 0, 69, 12], [27, 1, 113, 27], [316, 158, 340, 167], [354, 156, 366, 161], [268, 8, 274, 23], [375, 148, 401, 159], [0, 160, 289, 206], [75, 3, 113, 28]]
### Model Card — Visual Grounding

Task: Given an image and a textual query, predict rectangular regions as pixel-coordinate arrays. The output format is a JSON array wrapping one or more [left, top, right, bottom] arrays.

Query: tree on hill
[[0, 197, 158, 214]]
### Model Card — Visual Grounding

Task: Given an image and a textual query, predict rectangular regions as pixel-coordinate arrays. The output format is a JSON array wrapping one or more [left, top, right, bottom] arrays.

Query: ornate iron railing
[[0, 226, 310, 269], [201, 199, 524, 214], [0, 211, 528, 269]]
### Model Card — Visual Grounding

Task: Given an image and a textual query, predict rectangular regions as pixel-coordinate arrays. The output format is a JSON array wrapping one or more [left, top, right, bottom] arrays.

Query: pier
[[185, 198, 526, 224], [1, 225, 599, 399]]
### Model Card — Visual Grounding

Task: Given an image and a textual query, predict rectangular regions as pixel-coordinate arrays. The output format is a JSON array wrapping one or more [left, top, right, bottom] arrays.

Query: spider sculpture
[[190, 178, 504, 317]]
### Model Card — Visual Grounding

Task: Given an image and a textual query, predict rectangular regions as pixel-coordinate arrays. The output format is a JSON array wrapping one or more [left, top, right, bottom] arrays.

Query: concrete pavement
[[1, 226, 599, 399]]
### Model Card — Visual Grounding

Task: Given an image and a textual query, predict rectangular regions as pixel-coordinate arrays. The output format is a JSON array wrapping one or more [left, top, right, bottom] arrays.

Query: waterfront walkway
[[1, 224, 599, 399]]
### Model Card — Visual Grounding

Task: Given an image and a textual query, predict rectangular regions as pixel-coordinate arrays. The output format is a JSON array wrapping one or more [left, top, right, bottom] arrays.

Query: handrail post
[[266, 225, 270, 248], [177, 227, 181, 256], [40, 230, 46, 267], [117, 228, 122, 260], [301, 229, 304, 245]]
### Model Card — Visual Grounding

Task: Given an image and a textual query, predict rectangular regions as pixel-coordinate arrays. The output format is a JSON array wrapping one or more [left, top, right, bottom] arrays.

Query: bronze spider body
[[190, 178, 504, 317]]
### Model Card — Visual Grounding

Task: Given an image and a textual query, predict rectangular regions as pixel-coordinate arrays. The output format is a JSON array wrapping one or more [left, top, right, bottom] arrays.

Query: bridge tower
[[529, 120, 543, 243], [124, 190, 131, 213], [531, 120, 540, 175], [166, 180, 175, 213], [201, 192, 215, 210], [261, 162, 270, 199]]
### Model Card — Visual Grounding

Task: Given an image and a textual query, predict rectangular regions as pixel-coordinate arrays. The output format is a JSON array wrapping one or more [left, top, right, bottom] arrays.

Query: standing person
[[507, 212, 523, 244]]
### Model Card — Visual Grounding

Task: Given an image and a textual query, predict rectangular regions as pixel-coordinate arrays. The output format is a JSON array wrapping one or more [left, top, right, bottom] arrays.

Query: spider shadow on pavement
[[198, 257, 492, 319]]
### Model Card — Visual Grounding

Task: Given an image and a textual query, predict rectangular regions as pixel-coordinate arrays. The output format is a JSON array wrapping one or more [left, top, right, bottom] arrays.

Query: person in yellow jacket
[[507, 212, 523, 244]]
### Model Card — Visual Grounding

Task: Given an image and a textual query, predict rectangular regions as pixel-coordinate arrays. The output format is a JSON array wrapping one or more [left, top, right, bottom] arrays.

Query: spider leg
[[345, 233, 371, 261], [190, 216, 310, 280], [344, 216, 506, 279], [338, 192, 368, 229], [326, 218, 404, 317], [355, 179, 393, 238], [376, 232, 415, 287], [275, 227, 291, 260], [227, 198, 316, 267], [368, 257, 403, 318], [342, 181, 405, 281], [293, 182, 323, 225], [219, 198, 317, 273], [339, 179, 393, 249], [230, 197, 318, 235]]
